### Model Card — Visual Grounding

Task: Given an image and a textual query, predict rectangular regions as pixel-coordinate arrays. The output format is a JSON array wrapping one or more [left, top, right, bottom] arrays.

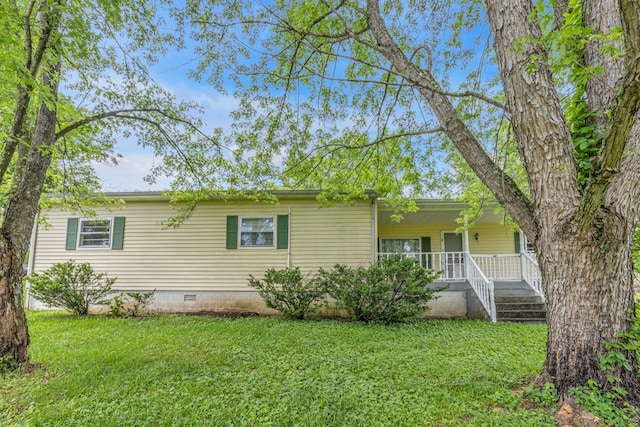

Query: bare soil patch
[[181, 311, 261, 319]]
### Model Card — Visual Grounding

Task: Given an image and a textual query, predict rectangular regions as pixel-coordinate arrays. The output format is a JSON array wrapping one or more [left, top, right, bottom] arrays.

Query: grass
[[0, 312, 553, 426]]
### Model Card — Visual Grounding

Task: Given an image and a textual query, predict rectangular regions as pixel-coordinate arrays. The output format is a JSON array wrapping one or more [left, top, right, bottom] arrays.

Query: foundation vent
[[184, 294, 197, 302]]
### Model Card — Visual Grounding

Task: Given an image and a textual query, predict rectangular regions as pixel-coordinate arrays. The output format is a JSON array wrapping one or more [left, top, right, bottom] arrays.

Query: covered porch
[[376, 200, 543, 322]]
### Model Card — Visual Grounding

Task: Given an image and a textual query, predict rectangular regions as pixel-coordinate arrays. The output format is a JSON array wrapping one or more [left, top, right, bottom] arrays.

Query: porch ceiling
[[378, 201, 507, 226]]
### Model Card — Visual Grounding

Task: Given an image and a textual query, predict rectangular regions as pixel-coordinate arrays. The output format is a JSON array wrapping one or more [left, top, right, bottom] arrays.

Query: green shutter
[[226, 216, 238, 249], [277, 215, 289, 249], [514, 232, 521, 253], [421, 236, 432, 269], [112, 217, 125, 250], [66, 218, 78, 250]]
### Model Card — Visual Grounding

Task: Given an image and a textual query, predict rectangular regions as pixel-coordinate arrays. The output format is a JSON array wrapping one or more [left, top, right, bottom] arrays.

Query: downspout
[[370, 197, 376, 264], [26, 211, 39, 310], [287, 206, 291, 268]]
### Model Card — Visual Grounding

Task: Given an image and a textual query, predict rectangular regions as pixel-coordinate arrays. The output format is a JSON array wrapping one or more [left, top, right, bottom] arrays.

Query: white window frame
[[77, 218, 113, 250], [238, 216, 276, 249]]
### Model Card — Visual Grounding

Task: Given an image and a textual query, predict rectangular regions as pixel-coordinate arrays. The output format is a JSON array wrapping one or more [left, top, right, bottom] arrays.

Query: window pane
[[381, 239, 420, 253], [240, 217, 274, 247], [241, 218, 274, 232], [79, 219, 111, 248]]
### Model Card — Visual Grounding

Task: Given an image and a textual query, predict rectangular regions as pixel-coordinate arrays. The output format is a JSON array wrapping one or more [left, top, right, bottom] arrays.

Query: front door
[[443, 232, 464, 279]]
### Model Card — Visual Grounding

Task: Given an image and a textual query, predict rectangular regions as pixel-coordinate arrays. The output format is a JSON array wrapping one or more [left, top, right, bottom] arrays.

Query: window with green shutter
[[226, 215, 288, 249], [65, 217, 125, 250]]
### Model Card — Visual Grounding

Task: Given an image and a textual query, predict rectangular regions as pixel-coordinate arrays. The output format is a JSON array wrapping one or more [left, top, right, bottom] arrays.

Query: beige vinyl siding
[[467, 224, 517, 254], [32, 198, 373, 291], [378, 223, 515, 254], [289, 202, 373, 272]]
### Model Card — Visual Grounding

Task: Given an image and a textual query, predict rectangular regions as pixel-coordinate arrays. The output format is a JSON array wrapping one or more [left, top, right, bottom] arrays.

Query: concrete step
[[496, 302, 546, 311], [495, 295, 542, 304], [497, 317, 547, 323], [497, 309, 547, 319], [494, 293, 547, 323]]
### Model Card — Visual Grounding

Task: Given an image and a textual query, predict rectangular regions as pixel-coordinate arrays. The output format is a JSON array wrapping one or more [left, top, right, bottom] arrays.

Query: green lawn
[[1, 312, 553, 426]]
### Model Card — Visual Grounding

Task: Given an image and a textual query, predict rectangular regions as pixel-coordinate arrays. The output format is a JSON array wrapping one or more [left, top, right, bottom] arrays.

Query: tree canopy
[[176, 0, 640, 403]]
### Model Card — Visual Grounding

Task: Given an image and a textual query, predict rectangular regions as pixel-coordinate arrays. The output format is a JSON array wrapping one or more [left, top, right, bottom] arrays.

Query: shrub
[[319, 254, 442, 323], [125, 290, 155, 317], [109, 293, 127, 317], [109, 290, 155, 317], [248, 267, 325, 319], [28, 260, 116, 315]]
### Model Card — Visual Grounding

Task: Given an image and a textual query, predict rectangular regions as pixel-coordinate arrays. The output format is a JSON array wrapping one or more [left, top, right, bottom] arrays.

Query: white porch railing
[[522, 252, 544, 301], [466, 254, 496, 322], [377, 251, 541, 321], [378, 252, 467, 280], [471, 254, 521, 281]]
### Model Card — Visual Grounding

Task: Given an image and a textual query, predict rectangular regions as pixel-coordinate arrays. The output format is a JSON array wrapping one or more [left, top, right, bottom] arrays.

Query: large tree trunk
[[0, 238, 30, 366], [0, 63, 59, 367], [537, 212, 640, 403]]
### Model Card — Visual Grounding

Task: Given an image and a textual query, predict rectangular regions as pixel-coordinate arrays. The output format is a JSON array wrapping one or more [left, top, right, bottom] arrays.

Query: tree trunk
[[0, 63, 59, 367], [537, 212, 640, 403], [0, 238, 30, 366]]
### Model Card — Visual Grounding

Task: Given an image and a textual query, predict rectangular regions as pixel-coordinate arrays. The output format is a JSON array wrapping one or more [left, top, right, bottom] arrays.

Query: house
[[26, 191, 543, 321]]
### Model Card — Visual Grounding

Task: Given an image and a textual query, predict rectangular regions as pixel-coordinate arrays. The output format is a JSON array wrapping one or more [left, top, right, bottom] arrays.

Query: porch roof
[[378, 199, 506, 225]]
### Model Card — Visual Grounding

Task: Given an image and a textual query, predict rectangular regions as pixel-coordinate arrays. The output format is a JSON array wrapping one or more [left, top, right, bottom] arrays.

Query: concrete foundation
[[28, 281, 528, 320]]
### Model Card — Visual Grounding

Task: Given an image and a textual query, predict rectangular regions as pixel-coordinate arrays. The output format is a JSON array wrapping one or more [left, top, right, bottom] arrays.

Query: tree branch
[[365, 0, 537, 238], [579, 1, 640, 226], [56, 108, 226, 153], [485, 0, 582, 236]]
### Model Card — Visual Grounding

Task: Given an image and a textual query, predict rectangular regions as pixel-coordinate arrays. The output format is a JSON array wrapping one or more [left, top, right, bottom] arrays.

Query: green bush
[[248, 267, 325, 319], [28, 260, 116, 315], [109, 290, 155, 317], [125, 290, 155, 317], [109, 293, 126, 317], [319, 254, 442, 323]]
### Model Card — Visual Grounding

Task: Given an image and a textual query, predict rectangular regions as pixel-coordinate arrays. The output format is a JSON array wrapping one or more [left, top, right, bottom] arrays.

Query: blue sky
[[92, 51, 239, 191], [90, 1, 493, 193]]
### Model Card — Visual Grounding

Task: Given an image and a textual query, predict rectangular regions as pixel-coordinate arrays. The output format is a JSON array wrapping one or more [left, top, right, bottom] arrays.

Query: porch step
[[495, 293, 546, 323]]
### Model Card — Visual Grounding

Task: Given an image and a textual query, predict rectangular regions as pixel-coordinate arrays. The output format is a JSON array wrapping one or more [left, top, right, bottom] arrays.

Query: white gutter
[[25, 211, 39, 310]]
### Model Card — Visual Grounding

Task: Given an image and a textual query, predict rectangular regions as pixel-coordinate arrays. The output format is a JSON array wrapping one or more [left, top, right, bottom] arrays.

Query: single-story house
[[26, 191, 544, 321]]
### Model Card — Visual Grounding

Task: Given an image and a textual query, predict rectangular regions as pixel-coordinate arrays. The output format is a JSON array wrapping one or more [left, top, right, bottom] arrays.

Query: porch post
[[463, 224, 470, 280], [519, 229, 526, 280]]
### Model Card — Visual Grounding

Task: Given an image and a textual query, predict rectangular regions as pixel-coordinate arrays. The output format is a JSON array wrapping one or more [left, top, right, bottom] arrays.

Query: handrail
[[378, 252, 466, 280], [521, 252, 544, 301], [471, 254, 521, 281], [465, 254, 496, 322]]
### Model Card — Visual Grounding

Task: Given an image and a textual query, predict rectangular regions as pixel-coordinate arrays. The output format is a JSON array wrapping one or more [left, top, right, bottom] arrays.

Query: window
[[78, 219, 112, 248], [380, 238, 420, 254], [65, 217, 125, 250], [240, 217, 275, 248], [226, 215, 288, 249]]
